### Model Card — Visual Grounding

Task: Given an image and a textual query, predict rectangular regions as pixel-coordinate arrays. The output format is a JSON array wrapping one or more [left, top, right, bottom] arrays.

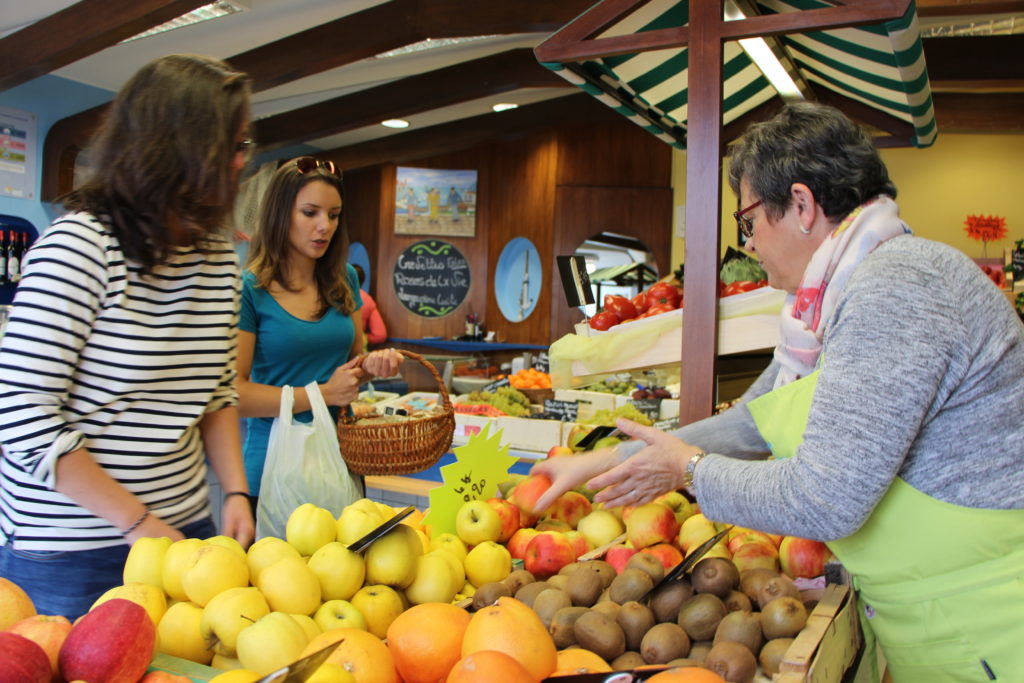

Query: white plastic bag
[[256, 381, 363, 540]]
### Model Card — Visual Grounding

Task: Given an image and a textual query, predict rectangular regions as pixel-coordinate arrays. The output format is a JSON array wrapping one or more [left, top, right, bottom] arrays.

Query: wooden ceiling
[[1, 0, 1020, 200]]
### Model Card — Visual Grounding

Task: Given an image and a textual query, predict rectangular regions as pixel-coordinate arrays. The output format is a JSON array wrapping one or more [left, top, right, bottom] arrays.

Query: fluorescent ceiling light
[[724, 1, 804, 101], [120, 1, 246, 44], [492, 103, 519, 112], [381, 119, 410, 129], [373, 36, 500, 59]]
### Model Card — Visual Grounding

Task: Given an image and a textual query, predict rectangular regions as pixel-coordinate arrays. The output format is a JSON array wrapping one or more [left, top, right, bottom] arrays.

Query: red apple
[[726, 529, 776, 555], [564, 530, 592, 559], [535, 517, 572, 533], [59, 598, 155, 683], [604, 544, 639, 574], [546, 445, 573, 459], [640, 543, 684, 571], [523, 531, 576, 578], [779, 536, 832, 579], [0, 632, 51, 683], [507, 527, 540, 560], [731, 540, 780, 575], [8, 614, 72, 680], [625, 503, 679, 549], [507, 474, 553, 526], [546, 491, 593, 529], [486, 497, 522, 543]]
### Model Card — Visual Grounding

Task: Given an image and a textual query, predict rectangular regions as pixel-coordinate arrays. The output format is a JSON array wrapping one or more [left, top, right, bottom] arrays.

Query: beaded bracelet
[[224, 491, 251, 500], [121, 510, 150, 535]]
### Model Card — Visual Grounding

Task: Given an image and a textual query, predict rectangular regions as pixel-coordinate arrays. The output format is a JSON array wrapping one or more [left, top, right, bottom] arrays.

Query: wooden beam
[[254, 49, 568, 151], [0, 0, 208, 93]]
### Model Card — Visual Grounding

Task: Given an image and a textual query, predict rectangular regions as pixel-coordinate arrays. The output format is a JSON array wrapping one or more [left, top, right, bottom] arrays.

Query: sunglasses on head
[[235, 138, 256, 161], [295, 157, 339, 177]]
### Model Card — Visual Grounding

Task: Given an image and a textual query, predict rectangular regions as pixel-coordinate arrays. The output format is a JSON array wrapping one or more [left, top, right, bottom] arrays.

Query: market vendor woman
[[533, 102, 1024, 682]]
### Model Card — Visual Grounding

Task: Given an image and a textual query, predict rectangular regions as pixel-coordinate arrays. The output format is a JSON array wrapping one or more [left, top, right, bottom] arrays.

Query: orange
[[386, 603, 471, 683], [445, 650, 536, 683], [301, 628, 398, 683], [550, 649, 612, 675], [646, 668, 727, 683], [461, 597, 556, 681]]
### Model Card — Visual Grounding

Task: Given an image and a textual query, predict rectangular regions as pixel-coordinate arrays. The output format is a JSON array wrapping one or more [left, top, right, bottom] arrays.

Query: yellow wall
[[671, 133, 1024, 270]]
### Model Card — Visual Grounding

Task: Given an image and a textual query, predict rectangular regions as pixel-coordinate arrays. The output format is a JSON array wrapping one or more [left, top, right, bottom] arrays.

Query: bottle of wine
[[6, 230, 20, 284]]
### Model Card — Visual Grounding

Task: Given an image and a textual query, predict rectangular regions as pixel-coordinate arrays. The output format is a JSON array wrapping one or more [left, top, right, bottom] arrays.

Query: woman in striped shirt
[[0, 54, 256, 619]]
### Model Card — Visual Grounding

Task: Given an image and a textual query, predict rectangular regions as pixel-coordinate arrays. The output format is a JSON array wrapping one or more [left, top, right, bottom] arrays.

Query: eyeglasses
[[235, 138, 256, 160], [734, 199, 763, 239], [295, 157, 339, 177]]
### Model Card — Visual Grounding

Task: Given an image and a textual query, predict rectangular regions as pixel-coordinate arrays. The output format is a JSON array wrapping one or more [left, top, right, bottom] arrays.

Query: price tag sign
[[654, 416, 680, 431], [543, 398, 578, 422], [481, 376, 511, 393], [628, 398, 662, 421], [423, 423, 519, 538]]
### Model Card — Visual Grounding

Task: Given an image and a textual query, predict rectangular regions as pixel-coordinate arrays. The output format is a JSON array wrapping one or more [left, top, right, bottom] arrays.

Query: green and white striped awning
[[540, 0, 937, 149]]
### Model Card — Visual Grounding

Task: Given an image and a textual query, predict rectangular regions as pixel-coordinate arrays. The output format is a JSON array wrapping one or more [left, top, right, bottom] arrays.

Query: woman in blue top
[[237, 157, 401, 502]]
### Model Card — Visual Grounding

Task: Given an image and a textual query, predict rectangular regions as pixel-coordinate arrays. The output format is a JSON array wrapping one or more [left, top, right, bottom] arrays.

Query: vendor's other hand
[[586, 418, 695, 508], [530, 446, 622, 513], [359, 348, 403, 379], [323, 357, 366, 407]]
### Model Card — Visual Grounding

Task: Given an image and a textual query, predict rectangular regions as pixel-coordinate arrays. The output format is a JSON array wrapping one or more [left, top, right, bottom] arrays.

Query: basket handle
[[395, 349, 453, 412]]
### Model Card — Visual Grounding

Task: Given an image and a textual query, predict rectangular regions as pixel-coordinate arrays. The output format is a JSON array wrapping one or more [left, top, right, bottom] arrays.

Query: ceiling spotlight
[[381, 119, 410, 129], [492, 103, 519, 112]]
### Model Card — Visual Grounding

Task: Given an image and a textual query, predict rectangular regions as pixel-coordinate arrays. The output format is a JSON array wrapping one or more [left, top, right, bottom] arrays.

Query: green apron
[[746, 371, 1024, 682]]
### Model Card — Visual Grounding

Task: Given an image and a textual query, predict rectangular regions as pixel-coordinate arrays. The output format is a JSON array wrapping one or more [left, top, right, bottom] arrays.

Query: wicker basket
[[338, 350, 455, 475]]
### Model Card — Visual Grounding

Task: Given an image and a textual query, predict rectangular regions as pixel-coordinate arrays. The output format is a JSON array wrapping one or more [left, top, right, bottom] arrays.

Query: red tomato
[[646, 282, 680, 308], [589, 310, 620, 331], [603, 294, 637, 322], [631, 291, 649, 315], [722, 280, 763, 297], [644, 302, 676, 318]]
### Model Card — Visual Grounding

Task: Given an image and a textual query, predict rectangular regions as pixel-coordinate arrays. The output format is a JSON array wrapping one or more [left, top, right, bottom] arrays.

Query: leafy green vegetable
[[720, 255, 767, 285]]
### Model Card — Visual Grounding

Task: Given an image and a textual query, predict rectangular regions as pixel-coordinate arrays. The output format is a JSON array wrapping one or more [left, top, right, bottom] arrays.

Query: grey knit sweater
[[626, 235, 1024, 541]]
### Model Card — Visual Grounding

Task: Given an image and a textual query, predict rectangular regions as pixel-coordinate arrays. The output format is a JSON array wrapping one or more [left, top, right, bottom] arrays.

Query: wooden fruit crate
[[775, 583, 862, 683]]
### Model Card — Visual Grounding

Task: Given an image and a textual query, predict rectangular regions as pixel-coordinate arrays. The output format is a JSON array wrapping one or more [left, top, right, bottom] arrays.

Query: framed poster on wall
[[395, 166, 477, 237]]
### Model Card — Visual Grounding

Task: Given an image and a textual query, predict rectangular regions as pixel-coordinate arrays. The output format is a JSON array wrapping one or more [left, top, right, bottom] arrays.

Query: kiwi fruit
[[755, 574, 801, 610], [723, 589, 753, 613], [691, 557, 740, 599], [759, 637, 795, 675], [649, 579, 694, 623], [616, 601, 656, 651], [577, 560, 617, 589], [591, 600, 621, 621], [574, 609, 627, 661], [625, 552, 666, 583], [712, 610, 763, 656], [471, 581, 511, 611], [666, 658, 700, 667], [677, 592, 727, 642], [688, 641, 713, 665], [567, 566, 603, 607], [502, 569, 536, 595], [738, 567, 780, 602], [704, 640, 757, 683], [550, 606, 590, 649], [611, 651, 646, 671], [559, 561, 582, 576], [640, 622, 691, 664], [609, 568, 654, 604], [514, 580, 550, 608], [760, 596, 808, 639], [533, 588, 572, 629], [546, 574, 570, 593]]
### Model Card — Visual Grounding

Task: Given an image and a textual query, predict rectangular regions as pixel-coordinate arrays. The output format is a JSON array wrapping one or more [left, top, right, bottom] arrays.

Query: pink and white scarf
[[774, 195, 910, 387]]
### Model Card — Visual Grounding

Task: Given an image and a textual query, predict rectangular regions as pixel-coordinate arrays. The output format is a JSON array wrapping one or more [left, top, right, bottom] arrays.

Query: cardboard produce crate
[[775, 584, 862, 683]]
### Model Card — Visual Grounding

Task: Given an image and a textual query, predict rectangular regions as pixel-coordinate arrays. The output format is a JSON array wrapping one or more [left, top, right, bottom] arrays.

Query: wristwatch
[[682, 450, 707, 488]]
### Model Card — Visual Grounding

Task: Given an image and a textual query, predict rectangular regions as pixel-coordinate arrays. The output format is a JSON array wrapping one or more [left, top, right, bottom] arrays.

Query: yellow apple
[[350, 584, 404, 639], [210, 655, 248, 673], [678, 513, 718, 553], [313, 599, 367, 632], [123, 536, 173, 589], [206, 535, 247, 561], [454, 499, 502, 546], [576, 509, 625, 548], [91, 582, 167, 627], [405, 553, 459, 605], [257, 555, 322, 616], [654, 491, 695, 525], [162, 538, 208, 602], [429, 533, 468, 563], [307, 662, 357, 683], [348, 498, 384, 516], [157, 600, 213, 665], [236, 611, 310, 676], [307, 541, 366, 601], [246, 536, 302, 584], [286, 503, 338, 557], [430, 548, 466, 588], [335, 506, 383, 546], [374, 501, 395, 520], [201, 586, 270, 657], [291, 613, 322, 642], [463, 540, 512, 587], [364, 524, 421, 588], [182, 544, 251, 607]]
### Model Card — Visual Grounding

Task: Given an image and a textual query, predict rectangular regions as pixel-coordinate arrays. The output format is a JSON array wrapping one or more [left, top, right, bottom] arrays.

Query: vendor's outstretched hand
[[585, 418, 698, 508], [530, 444, 622, 513]]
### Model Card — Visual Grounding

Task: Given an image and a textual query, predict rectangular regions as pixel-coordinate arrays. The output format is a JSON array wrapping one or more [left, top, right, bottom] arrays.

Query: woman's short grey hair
[[728, 101, 897, 222]]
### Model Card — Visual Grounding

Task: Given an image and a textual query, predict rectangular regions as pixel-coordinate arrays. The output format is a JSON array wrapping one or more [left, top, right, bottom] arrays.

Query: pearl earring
[[800, 225, 812, 235]]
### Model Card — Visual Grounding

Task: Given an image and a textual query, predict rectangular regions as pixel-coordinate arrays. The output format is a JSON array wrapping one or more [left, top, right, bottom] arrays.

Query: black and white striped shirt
[[0, 212, 240, 551]]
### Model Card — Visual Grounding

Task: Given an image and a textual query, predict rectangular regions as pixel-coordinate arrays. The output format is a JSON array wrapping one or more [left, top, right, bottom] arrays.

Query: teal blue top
[[239, 265, 362, 495]]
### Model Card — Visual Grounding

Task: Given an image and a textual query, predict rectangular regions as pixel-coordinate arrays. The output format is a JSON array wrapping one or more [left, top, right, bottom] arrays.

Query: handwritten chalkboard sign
[[392, 239, 470, 318], [482, 377, 511, 393], [628, 398, 663, 421], [543, 399, 579, 423], [1013, 240, 1024, 282]]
